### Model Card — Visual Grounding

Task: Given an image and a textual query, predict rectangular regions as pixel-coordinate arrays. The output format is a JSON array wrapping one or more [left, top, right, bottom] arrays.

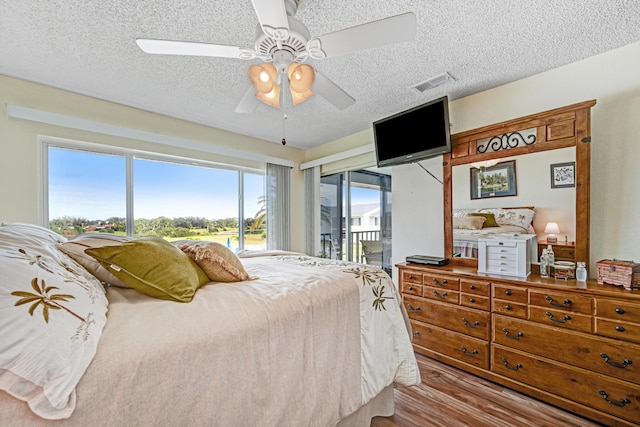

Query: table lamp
[[544, 222, 560, 243]]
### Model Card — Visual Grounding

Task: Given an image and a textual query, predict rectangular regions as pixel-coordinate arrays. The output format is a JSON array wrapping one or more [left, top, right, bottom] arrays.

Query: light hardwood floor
[[371, 353, 603, 427]]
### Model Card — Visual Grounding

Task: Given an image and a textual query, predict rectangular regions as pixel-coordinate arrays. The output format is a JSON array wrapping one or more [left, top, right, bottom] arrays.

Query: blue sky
[[49, 148, 379, 221], [48, 148, 263, 220]]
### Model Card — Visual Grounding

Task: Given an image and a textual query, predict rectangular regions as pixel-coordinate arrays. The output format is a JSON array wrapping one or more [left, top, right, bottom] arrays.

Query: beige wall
[[0, 76, 307, 251]]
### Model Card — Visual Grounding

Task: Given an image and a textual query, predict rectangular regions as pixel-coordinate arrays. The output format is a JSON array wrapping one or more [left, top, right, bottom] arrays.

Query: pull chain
[[281, 113, 287, 145]]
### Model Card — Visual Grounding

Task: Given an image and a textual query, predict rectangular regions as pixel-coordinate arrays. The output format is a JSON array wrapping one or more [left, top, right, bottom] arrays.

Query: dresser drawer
[[492, 345, 640, 424], [460, 279, 490, 297], [492, 284, 528, 303], [494, 315, 640, 384], [460, 293, 490, 311], [553, 245, 575, 260], [486, 239, 519, 249], [493, 299, 527, 319], [529, 290, 593, 315], [401, 270, 423, 285], [403, 295, 490, 340], [422, 288, 459, 304], [596, 298, 640, 323], [596, 318, 640, 344], [410, 320, 489, 369], [528, 306, 592, 333], [401, 281, 422, 296], [422, 274, 460, 291]]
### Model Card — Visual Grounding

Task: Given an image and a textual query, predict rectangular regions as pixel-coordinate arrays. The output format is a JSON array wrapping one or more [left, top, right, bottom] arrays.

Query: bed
[[0, 223, 420, 426], [453, 207, 536, 258]]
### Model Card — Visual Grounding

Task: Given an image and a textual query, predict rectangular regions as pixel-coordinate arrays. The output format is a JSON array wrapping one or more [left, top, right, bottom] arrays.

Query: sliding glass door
[[320, 168, 392, 274]]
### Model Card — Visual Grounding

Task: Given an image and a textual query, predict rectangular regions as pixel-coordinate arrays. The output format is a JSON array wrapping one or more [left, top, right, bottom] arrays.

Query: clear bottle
[[576, 262, 588, 281], [546, 245, 555, 277], [540, 249, 549, 277]]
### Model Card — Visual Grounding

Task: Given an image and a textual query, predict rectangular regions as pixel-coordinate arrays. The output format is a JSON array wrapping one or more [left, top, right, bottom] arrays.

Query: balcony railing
[[320, 230, 382, 264]]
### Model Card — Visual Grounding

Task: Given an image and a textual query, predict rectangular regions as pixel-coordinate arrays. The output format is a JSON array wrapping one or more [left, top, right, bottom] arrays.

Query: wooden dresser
[[398, 262, 640, 427]]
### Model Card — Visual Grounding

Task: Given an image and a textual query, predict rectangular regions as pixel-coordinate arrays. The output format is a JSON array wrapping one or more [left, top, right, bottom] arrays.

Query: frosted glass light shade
[[249, 63, 277, 93], [255, 83, 280, 108], [290, 89, 313, 106], [287, 63, 315, 93]]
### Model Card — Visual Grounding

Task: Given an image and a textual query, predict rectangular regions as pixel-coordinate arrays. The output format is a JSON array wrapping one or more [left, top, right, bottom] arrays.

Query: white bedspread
[[1, 254, 419, 427]]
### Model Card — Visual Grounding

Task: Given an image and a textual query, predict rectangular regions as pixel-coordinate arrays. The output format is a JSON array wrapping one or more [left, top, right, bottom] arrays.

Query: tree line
[[50, 216, 264, 238]]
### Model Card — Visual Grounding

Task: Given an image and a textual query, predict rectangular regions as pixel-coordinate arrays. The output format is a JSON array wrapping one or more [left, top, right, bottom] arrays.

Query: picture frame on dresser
[[470, 160, 517, 199]]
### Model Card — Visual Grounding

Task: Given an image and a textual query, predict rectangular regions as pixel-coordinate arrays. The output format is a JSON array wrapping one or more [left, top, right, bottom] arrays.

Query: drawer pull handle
[[470, 285, 476, 290], [600, 353, 633, 369], [505, 305, 513, 311], [545, 312, 571, 323], [615, 307, 626, 315], [407, 304, 420, 313], [433, 290, 448, 299], [462, 318, 480, 328], [615, 325, 626, 332], [408, 286, 414, 291], [502, 328, 523, 340], [413, 331, 420, 337], [505, 290, 512, 296], [461, 346, 478, 357], [432, 278, 447, 287], [469, 298, 476, 303], [545, 296, 571, 307], [598, 390, 631, 408], [501, 358, 522, 371]]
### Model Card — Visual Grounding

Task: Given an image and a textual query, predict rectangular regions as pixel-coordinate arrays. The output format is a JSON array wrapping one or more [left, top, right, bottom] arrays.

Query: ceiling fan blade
[[136, 38, 245, 59], [312, 72, 355, 110], [306, 12, 416, 59], [235, 87, 260, 114], [251, 0, 290, 40]]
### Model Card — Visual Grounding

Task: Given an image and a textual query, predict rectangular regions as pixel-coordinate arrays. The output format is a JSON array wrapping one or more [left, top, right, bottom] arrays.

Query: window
[[45, 141, 266, 252]]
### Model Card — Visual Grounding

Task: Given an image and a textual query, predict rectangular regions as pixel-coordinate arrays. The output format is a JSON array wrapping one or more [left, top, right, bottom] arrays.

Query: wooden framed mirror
[[443, 100, 596, 268]]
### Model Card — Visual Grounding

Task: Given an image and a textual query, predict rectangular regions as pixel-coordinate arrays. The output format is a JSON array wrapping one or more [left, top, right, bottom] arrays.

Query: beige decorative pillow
[[56, 233, 132, 288], [453, 216, 486, 230], [173, 240, 253, 282], [468, 212, 499, 227], [85, 236, 210, 302]]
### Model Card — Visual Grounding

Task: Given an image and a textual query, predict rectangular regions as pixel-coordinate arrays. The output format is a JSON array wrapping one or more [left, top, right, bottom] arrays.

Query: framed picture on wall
[[550, 162, 575, 188], [470, 160, 517, 199]]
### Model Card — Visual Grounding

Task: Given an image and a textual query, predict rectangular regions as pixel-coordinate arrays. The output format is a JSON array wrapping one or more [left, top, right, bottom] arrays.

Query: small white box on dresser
[[477, 234, 537, 279]]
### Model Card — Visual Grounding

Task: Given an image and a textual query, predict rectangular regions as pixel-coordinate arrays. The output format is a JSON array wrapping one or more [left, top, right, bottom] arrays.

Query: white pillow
[[56, 232, 132, 288], [495, 208, 535, 230], [0, 223, 108, 420]]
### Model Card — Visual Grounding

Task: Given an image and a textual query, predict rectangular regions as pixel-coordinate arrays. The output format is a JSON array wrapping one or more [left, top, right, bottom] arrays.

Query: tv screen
[[373, 96, 451, 167]]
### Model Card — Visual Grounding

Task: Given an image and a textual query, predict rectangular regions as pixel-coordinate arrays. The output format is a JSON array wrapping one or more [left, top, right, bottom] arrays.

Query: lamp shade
[[287, 63, 315, 93], [255, 83, 281, 108], [249, 63, 277, 93], [544, 222, 560, 243]]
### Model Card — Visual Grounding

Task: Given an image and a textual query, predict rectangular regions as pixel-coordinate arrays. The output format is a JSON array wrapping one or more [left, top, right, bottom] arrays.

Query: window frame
[[41, 136, 265, 248]]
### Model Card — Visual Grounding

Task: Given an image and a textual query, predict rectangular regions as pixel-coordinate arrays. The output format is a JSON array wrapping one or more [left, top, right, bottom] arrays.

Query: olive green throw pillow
[[469, 212, 499, 227], [85, 236, 210, 302]]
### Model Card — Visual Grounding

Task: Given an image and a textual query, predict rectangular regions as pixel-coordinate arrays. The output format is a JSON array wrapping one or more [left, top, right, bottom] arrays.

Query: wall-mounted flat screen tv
[[373, 95, 451, 167]]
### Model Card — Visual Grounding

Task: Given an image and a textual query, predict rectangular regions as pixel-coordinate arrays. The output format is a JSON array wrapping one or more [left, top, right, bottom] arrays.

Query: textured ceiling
[[1, 1, 640, 150]]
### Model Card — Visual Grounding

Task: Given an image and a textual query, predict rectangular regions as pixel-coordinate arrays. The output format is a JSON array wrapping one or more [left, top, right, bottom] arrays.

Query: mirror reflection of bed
[[452, 148, 576, 260], [452, 206, 537, 258]]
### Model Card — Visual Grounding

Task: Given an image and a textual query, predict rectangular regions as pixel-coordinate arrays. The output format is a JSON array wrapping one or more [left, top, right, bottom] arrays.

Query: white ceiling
[[2, 1, 640, 150]]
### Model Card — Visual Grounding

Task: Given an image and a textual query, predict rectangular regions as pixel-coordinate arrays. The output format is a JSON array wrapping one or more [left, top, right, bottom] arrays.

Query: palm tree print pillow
[[0, 223, 108, 420]]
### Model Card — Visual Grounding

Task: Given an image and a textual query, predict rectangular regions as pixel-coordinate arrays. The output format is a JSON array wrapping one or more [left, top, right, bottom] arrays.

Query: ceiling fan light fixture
[[287, 63, 315, 93], [255, 83, 281, 108], [249, 63, 278, 93], [290, 88, 313, 105]]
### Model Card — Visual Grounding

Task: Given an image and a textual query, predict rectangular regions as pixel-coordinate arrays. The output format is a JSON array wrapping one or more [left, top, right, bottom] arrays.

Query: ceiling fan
[[136, 0, 416, 114]]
